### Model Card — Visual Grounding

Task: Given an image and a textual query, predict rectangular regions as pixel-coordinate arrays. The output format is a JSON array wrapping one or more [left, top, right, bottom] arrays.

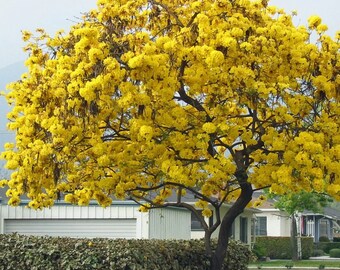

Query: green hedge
[[315, 242, 340, 254], [253, 236, 313, 259], [0, 234, 253, 270], [330, 249, 340, 258]]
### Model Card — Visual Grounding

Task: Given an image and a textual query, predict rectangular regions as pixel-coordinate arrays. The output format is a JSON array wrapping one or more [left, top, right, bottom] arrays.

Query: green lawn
[[249, 260, 340, 268]]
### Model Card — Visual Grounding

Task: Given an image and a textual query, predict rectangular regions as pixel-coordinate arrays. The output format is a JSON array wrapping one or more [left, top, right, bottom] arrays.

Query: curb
[[248, 268, 340, 270]]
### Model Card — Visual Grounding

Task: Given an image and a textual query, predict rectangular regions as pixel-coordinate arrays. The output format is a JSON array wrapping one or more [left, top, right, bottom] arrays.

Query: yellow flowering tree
[[1, 0, 339, 269]]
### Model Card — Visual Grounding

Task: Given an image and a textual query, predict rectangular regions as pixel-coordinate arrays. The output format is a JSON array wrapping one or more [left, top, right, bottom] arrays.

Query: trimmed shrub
[[319, 236, 330, 242], [254, 236, 313, 259], [333, 237, 340, 242], [312, 249, 325, 257], [329, 248, 340, 258], [0, 233, 252, 270], [252, 244, 267, 259], [315, 242, 340, 254]]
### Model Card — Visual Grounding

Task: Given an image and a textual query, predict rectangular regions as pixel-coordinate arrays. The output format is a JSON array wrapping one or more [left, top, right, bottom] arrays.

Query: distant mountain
[[0, 61, 27, 90]]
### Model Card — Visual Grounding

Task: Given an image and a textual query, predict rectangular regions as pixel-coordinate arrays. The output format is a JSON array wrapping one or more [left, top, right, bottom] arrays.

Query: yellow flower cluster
[[1, 0, 338, 211]]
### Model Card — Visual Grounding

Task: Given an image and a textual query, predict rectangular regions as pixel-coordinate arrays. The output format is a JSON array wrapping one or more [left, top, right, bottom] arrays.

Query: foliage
[[312, 249, 325, 257], [329, 248, 340, 258], [254, 236, 313, 259], [272, 191, 332, 216], [252, 244, 267, 259], [0, 0, 339, 269], [315, 242, 340, 254], [319, 236, 330, 242], [0, 234, 252, 270]]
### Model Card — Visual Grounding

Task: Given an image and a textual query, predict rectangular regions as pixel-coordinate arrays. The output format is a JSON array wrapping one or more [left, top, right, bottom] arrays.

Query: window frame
[[191, 210, 213, 231]]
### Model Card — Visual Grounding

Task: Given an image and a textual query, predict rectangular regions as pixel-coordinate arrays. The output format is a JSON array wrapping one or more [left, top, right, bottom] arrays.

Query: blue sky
[[0, 0, 97, 69], [0, 0, 339, 69]]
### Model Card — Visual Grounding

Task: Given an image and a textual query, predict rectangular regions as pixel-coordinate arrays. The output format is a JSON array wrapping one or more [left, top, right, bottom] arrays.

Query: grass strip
[[249, 260, 340, 268]]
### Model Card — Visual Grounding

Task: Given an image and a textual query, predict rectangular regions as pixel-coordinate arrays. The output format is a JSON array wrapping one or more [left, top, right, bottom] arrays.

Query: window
[[319, 219, 329, 239], [255, 217, 267, 236], [191, 210, 213, 231], [240, 217, 248, 243]]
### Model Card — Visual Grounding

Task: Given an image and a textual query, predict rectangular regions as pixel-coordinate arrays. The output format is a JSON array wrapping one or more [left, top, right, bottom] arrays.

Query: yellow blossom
[[139, 125, 153, 141], [202, 208, 212, 217], [202, 123, 217, 134], [308, 15, 322, 29]]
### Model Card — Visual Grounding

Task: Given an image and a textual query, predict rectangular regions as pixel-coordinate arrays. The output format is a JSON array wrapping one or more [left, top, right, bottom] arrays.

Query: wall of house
[[149, 207, 191, 240], [191, 230, 205, 239], [190, 207, 254, 246], [0, 202, 149, 238], [280, 213, 290, 236], [256, 210, 290, 237], [234, 212, 253, 245]]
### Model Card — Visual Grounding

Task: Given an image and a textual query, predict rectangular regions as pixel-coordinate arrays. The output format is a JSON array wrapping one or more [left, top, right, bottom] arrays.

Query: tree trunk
[[291, 214, 298, 261], [204, 230, 213, 256], [211, 181, 253, 270]]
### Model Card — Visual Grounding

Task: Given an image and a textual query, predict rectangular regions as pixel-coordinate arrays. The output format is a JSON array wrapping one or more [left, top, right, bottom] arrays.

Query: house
[[0, 189, 258, 245], [300, 207, 340, 242], [0, 196, 191, 240], [190, 203, 261, 246], [253, 194, 340, 242]]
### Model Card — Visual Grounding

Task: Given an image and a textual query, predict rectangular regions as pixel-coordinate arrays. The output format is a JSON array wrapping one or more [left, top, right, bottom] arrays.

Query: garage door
[[4, 218, 137, 238]]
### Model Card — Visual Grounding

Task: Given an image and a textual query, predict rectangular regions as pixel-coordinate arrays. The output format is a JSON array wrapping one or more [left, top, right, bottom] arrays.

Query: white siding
[[0, 204, 149, 239], [256, 210, 290, 237], [149, 208, 191, 240], [4, 218, 136, 238], [280, 214, 291, 236], [191, 230, 205, 239], [0, 204, 139, 219]]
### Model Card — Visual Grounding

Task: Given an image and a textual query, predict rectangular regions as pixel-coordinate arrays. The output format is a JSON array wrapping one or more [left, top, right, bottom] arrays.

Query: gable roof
[[303, 207, 340, 220], [252, 191, 340, 220]]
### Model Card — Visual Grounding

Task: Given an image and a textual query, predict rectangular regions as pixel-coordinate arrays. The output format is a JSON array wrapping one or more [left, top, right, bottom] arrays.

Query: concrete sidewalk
[[248, 257, 340, 270], [249, 268, 340, 270], [309, 256, 340, 260]]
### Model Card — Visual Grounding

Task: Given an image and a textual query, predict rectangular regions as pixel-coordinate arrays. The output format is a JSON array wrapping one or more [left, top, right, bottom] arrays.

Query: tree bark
[[204, 230, 213, 256], [291, 214, 298, 261], [211, 181, 253, 270]]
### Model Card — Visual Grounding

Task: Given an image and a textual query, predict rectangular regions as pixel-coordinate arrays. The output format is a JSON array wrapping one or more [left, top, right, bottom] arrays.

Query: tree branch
[[127, 181, 219, 207], [149, 0, 184, 27]]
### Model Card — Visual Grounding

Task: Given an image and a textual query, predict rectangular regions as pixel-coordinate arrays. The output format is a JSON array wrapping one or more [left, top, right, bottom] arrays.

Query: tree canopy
[[0, 0, 339, 268], [273, 190, 332, 216], [1, 0, 338, 209]]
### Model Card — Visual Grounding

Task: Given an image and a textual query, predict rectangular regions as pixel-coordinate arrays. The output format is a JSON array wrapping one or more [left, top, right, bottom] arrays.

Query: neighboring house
[[253, 195, 340, 243], [0, 198, 191, 240], [253, 198, 290, 238], [190, 204, 261, 246], [300, 207, 340, 242]]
